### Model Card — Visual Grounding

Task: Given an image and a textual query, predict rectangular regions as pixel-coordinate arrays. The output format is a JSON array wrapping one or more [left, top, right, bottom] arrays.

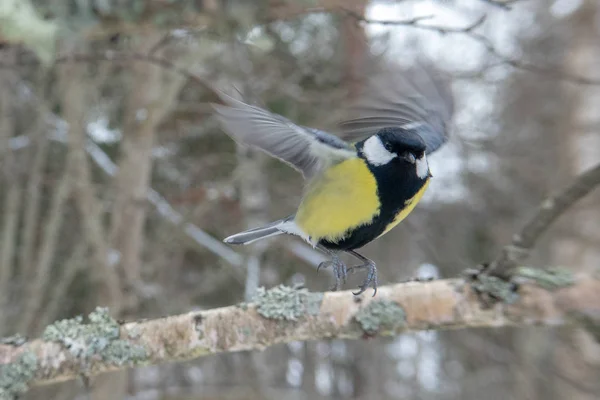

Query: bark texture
[[1, 270, 598, 395]]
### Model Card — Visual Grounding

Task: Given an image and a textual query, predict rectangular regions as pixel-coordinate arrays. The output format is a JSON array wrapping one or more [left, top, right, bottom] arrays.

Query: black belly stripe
[[319, 158, 427, 251]]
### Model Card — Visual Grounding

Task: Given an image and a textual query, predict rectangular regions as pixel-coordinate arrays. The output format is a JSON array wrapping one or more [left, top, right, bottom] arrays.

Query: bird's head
[[357, 127, 430, 179]]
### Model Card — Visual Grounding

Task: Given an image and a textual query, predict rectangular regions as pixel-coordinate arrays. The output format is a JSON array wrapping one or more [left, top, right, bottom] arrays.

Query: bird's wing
[[338, 61, 454, 154], [212, 92, 355, 179]]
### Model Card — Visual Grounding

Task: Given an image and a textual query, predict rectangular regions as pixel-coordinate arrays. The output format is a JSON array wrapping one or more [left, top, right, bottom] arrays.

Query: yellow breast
[[377, 178, 430, 239], [295, 158, 380, 242]]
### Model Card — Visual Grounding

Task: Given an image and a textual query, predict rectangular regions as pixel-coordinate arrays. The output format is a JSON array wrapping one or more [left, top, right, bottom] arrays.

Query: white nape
[[416, 154, 429, 179]]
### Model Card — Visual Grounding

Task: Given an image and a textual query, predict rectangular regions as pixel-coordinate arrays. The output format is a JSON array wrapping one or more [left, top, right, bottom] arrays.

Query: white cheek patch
[[416, 154, 429, 179], [363, 136, 395, 166]]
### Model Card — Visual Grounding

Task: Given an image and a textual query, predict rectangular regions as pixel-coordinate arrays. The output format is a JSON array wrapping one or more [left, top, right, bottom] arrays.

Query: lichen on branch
[[1, 272, 599, 397], [42, 307, 148, 367]]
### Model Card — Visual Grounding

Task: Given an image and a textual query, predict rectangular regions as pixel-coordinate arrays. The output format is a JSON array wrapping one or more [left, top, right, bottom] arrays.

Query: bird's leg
[[346, 250, 378, 296], [316, 245, 348, 291]]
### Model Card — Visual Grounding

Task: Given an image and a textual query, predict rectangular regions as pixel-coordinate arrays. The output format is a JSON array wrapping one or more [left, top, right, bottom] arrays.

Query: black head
[[355, 127, 430, 179], [376, 127, 427, 159]]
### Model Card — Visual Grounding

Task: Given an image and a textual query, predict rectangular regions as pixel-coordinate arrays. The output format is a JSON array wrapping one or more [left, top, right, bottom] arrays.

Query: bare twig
[[0, 52, 220, 99], [342, 12, 600, 86], [108, 36, 198, 303], [346, 11, 486, 32], [345, 13, 438, 28], [488, 162, 600, 277], [1, 273, 598, 390], [120, 22, 598, 86], [0, 184, 23, 333], [0, 68, 23, 334], [51, 10, 596, 88], [17, 153, 74, 333], [58, 60, 123, 310], [18, 122, 49, 280], [0, 0, 596, 86], [10, 125, 245, 269], [57, 52, 219, 96], [38, 243, 87, 328], [147, 32, 175, 56], [5, 75, 242, 270]]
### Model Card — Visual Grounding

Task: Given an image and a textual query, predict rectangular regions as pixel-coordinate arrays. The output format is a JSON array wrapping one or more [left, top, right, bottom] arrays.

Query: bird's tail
[[223, 216, 294, 245]]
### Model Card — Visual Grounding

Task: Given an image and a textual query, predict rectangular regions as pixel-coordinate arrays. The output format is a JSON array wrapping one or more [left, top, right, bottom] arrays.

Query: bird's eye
[[384, 143, 393, 152]]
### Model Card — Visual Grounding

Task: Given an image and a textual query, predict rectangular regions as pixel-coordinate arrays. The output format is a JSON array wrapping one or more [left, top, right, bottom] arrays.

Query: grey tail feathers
[[223, 216, 293, 245]]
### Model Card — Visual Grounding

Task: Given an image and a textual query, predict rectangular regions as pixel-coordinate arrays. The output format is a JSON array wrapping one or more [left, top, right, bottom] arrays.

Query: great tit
[[213, 62, 454, 296]]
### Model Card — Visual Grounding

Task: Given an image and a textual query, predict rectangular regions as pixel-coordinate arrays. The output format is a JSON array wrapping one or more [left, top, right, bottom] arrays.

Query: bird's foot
[[348, 260, 378, 297], [317, 256, 348, 291]]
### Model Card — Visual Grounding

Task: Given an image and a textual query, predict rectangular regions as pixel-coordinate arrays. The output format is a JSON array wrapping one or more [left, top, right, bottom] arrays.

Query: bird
[[212, 61, 454, 296]]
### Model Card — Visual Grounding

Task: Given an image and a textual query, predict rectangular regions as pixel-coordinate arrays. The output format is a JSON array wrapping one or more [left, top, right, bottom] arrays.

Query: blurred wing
[[338, 61, 454, 154], [212, 92, 355, 179]]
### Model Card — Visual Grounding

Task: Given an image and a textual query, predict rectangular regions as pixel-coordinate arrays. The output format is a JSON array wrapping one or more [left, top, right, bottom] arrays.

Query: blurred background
[[1, 0, 599, 399]]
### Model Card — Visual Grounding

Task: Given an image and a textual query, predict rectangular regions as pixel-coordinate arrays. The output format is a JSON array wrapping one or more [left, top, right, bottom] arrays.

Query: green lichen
[[515, 266, 575, 290], [42, 307, 147, 367], [354, 299, 406, 335], [0, 352, 38, 400], [254, 285, 324, 321], [470, 274, 519, 304], [99, 340, 148, 366]]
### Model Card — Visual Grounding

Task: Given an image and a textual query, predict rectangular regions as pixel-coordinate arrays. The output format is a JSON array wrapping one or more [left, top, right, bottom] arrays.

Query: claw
[[317, 247, 379, 294], [352, 286, 366, 296], [347, 252, 378, 297], [316, 253, 348, 291], [317, 261, 331, 274]]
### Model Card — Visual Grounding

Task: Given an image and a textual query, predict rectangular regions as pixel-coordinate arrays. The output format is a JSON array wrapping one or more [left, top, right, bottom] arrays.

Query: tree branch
[[6, 49, 600, 283], [38, 243, 87, 329], [18, 119, 49, 281], [488, 162, 600, 277], [341, 11, 600, 86], [0, 67, 22, 334], [2, 1, 599, 86], [1, 271, 598, 396], [59, 60, 123, 310], [5, 78, 245, 270], [16, 150, 74, 333]]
